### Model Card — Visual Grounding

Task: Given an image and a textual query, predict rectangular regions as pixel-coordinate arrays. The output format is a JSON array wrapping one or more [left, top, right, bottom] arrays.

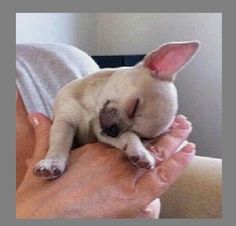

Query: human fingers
[[136, 142, 196, 202], [19, 113, 52, 186], [28, 112, 52, 162], [148, 115, 192, 162]]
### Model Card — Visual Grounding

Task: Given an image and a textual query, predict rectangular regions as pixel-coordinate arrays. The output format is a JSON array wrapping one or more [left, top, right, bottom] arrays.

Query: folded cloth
[[16, 43, 100, 118]]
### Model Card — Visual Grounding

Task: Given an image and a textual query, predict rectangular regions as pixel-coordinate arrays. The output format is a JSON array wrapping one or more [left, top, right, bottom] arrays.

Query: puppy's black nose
[[102, 124, 120, 138]]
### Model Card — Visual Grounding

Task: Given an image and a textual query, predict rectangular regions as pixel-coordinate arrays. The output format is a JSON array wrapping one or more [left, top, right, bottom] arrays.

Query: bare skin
[[16, 89, 36, 188], [16, 89, 195, 218]]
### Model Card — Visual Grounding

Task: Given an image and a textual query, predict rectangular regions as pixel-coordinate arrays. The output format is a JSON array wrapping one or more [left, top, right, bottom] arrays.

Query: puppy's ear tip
[[193, 40, 201, 45], [188, 40, 201, 50]]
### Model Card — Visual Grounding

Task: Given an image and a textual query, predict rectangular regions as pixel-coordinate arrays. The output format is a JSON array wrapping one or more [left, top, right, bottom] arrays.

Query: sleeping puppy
[[33, 41, 200, 179]]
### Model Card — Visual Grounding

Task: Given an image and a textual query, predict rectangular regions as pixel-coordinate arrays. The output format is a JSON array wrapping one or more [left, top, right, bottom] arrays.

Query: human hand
[[16, 113, 195, 218]]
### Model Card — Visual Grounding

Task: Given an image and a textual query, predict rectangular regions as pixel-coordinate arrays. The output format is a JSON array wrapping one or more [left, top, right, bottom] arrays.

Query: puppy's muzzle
[[102, 124, 120, 138], [99, 106, 121, 138]]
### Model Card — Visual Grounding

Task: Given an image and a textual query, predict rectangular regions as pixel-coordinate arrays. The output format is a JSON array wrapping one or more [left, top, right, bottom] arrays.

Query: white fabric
[[16, 43, 99, 118]]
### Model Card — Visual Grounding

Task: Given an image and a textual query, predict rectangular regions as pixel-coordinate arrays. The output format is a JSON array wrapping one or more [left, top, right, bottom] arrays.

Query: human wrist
[[16, 192, 33, 218], [16, 189, 52, 219]]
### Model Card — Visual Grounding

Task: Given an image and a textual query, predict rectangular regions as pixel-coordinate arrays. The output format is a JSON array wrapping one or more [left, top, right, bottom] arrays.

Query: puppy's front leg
[[33, 119, 75, 179], [98, 131, 156, 169]]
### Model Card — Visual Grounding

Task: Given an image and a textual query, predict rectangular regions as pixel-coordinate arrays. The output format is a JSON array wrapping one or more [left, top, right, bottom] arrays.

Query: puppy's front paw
[[33, 159, 66, 180], [127, 148, 156, 169]]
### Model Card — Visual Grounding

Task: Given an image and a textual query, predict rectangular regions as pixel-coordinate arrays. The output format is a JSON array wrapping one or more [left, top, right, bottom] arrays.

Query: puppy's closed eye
[[127, 98, 140, 119]]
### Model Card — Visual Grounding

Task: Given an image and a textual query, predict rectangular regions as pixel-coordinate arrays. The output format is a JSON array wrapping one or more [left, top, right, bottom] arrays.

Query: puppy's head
[[98, 41, 200, 138]]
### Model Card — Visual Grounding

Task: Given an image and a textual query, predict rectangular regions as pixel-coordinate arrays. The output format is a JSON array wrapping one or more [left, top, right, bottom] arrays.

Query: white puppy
[[34, 41, 200, 179]]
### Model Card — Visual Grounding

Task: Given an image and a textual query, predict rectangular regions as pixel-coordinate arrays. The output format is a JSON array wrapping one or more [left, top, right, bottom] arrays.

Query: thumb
[[28, 113, 52, 162]]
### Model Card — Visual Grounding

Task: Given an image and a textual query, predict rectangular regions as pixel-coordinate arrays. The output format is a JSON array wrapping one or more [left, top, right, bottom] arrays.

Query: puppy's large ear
[[143, 41, 200, 81]]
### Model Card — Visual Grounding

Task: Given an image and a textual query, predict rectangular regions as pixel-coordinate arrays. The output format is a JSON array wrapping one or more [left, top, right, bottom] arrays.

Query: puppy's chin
[[133, 115, 175, 140]]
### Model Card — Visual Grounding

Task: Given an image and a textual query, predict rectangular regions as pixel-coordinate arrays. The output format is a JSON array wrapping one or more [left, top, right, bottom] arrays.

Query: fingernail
[[177, 120, 192, 130], [183, 142, 196, 153], [171, 122, 180, 129], [149, 145, 158, 153], [28, 114, 39, 127], [174, 115, 187, 124], [157, 167, 168, 182], [149, 146, 164, 162], [176, 115, 187, 120]]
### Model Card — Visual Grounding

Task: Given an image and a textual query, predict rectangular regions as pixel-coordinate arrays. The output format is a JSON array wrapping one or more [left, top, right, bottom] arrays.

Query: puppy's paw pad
[[33, 159, 65, 180], [34, 168, 51, 177], [137, 161, 152, 169], [129, 156, 139, 163], [52, 167, 62, 176], [129, 154, 155, 170]]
